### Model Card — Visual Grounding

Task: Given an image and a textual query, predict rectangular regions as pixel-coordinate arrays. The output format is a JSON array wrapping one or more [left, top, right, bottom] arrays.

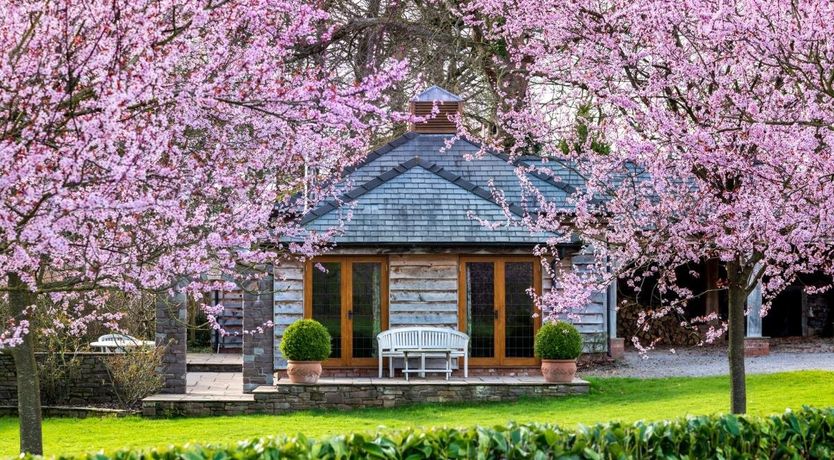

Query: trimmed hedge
[[535, 321, 583, 360], [49, 407, 834, 459], [279, 319, 331, 361]]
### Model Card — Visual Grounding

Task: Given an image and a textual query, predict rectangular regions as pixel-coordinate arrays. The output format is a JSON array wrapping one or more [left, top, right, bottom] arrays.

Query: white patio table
[[402, 348, 453, 381]]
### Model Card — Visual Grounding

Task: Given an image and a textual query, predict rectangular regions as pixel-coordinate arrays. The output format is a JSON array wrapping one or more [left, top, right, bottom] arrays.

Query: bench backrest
[[377, 327, 468, 352], [97, 334, 138, 344], [447, 330, 469, 351]]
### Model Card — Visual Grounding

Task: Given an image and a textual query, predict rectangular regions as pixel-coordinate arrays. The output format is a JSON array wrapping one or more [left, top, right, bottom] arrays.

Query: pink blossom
[[460, 0, 834, 351], [0, 0, 407, 346]]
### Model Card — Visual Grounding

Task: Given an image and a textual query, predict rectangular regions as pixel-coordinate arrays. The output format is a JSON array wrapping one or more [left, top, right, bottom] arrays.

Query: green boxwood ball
[[279, 319, 331, 362], [534, 321, 583, 360]]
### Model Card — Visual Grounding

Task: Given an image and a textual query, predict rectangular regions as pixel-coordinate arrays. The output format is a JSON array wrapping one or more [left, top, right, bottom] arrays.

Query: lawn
[[1, 370, 833, 458]]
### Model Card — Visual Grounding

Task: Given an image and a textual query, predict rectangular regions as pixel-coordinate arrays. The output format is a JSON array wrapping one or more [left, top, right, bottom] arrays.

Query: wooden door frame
[[304, 255, 389, 368], [458, 255, 542, 367]]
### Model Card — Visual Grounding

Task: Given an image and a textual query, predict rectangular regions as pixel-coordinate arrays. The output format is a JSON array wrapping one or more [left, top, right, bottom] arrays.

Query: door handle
[[494, 309, 499, 320], [348, 310, 353, 320]]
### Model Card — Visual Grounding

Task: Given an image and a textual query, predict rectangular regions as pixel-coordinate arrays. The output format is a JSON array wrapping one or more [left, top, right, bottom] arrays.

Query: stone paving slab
[[187, 372, 243, 395], [271, 376, 588, 387], [187, 353, 243, 372], [188, 353, 242, 365], [144, 393, 254, 402]]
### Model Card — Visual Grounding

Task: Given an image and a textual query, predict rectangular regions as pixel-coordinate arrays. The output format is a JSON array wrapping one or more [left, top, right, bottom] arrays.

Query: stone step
[[187, 362, 243, 373]]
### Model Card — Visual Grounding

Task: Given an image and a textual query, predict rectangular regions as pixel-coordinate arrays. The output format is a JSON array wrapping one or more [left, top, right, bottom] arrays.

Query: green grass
[[2, 371, 833, 458]]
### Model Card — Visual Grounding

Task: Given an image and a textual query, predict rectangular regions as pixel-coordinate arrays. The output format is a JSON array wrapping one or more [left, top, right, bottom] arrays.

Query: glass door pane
[[504, 262, 535, 358], [466, 262, 496, 358], [311, 262, 342, 359], [351, 262, 381, 359]]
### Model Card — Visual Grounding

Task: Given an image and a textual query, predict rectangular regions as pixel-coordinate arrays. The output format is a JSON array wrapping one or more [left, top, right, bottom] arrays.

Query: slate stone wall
[[155, 292, 187, 394], [141, 379, 589, 417], [0, 353, 121, 406], [260, 381, 588, 411], [0, 355, 14, 404], [807, 294, 834, 336], [243, 270, 275, 392]]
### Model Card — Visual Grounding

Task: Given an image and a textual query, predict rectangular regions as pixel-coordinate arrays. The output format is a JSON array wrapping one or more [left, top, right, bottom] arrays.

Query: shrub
[[40, 407, 834, 459], [104, 346, 165, 408], [280, 319, 331, 361], [534, 321, 582, 360]]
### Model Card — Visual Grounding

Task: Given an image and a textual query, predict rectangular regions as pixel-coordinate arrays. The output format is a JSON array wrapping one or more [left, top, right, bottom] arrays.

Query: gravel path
[[583, 344, 834, 379]]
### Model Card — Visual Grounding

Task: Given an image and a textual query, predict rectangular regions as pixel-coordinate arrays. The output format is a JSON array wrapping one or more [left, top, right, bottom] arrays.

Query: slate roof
[[299, 132, 583, 245], [342, 134, 580, 207]]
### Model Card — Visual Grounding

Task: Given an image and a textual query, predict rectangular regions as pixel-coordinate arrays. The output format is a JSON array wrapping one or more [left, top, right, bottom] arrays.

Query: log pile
[[617, 297, 723, 347]]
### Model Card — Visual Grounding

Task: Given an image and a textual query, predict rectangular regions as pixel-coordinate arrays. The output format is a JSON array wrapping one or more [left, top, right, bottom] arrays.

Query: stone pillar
[[155, 290, 187, 394], [243, 269, 275, 393], [745, 278, 769, 357]]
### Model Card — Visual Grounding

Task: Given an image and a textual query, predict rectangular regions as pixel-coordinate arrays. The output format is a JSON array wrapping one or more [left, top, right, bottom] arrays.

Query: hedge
[[50, 407, 834, 459], [279, 319, 331, 362], [534, 321, 583, 360]]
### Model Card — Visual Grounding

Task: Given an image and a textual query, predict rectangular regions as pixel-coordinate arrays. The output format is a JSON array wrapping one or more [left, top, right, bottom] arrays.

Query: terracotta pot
[[541, 359, 577, 383], [286, 361, 323, 384]]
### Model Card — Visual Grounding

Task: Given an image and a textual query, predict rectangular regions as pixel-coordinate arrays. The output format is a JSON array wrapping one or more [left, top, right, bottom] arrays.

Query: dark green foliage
[[279, 319, 331, 361], [45, 407, 834, 459], [534, 321, 583, 360], [559, 104, 611, 156]]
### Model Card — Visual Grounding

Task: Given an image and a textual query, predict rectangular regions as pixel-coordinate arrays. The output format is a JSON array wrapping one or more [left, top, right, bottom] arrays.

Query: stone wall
[[142, 378, 589, 417], [243, 271, 275, 392], [155, 291, 187, 394], [807, 293, 834, 336], [0, 353, 122, 407], [0, 405, 132, 417]]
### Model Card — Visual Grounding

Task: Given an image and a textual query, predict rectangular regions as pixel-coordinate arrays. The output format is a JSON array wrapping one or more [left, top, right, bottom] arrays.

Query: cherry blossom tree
[[0, 0, 405, 453], [458, 0, 834, 413]]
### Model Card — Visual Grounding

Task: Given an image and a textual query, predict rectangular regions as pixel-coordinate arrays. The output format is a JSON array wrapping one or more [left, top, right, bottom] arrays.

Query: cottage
[[223, 86, 620, 378]]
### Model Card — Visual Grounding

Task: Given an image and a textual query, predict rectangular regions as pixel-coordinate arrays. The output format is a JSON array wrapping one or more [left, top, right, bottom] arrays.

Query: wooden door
[[459, 257, 541, 366], [305, 257, 388, 367]]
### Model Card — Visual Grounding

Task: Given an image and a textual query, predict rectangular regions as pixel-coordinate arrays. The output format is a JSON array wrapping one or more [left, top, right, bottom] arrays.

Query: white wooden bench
[[377, 327, 469, 380], [89, 334, 155, 353]]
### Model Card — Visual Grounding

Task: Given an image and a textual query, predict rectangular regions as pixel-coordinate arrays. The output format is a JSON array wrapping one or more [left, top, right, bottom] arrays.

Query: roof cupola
[[408, 86, 462, 134]]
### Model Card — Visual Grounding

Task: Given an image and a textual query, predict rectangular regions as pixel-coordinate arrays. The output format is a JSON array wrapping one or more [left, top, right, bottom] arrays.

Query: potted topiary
[[534, 321, 583, 383], [279, 319, 331, 383]]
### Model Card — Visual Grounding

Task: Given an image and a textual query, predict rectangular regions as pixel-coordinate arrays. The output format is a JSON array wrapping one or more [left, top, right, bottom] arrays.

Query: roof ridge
[[274, 132, 419, 220], [343, 132, 577, 199], [459, 137, 579, 196], [413, 86, 462, 102], [300, 155, 529, 225], [340, 131, 418, 177]]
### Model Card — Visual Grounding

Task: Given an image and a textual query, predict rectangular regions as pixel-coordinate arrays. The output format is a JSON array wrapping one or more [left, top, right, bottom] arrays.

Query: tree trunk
[[7, 272, 43, 455], [704, 258, 720, 316], [726, 264, 747, 414]]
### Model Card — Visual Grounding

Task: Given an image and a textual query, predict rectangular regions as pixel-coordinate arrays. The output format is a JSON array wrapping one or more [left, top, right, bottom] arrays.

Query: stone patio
[[187, 372, 244, 396]]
